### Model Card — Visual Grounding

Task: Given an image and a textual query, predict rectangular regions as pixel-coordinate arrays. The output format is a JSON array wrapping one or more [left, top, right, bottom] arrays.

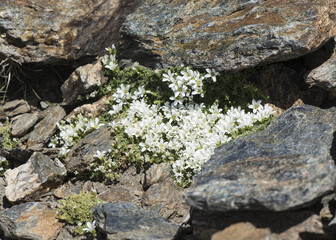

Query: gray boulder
[[120, 0, 336, 71], [93, 202, 180, 240], [185, 105, 336, 212]]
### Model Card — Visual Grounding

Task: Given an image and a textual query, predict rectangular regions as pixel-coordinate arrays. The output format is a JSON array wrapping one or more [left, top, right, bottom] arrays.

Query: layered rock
[[93, 202, 180, 240], [305, 51, 336, 91], [185, 105, 336, 212], [5, 152, 67, 203], [0, 0, 143, 64], [0, 202, 63, 240], [120, 0, 336, 70]]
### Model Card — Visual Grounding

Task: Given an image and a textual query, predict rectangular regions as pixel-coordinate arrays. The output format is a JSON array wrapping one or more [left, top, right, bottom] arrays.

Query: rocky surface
[[0, 202, 63, 240], [0, 99, 30, 120], [1, 1, 336, 239], [93, 202, 180, 240], [120, 0, 336, 70], [0, 0, 143, 65], [61, 57, 107, 105], [26, 105, 66, 149], [305, 51, 336, 92], [64, 125, 112, 173], [211, 222, 276, 240], [10, 112, 42, 137], [185, 105, 336, 212], [5, 152, 66, 203]]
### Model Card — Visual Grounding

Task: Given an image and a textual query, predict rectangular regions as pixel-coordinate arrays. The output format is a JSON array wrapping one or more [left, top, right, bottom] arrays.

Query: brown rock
[[142, 180, 189, 224], [11, 112, 42, 137], [0, 202, 63, 240], [0, 99, 30, 119], [211, 222, 275, 240], [142, 162, 172, 190], [61, 58, 108, 105], [0, 0, 143, 64], [66, 94, 113, 120], [120, 0, 336, 71]]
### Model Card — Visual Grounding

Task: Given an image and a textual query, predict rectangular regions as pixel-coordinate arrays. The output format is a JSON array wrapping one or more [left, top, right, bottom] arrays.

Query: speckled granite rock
[[5, 152, 66, 203], [185, 105, 336, 212], [0, 202, 63, 240], [120, 0, 336, 70], [0, 0, 143, 64], [305, 51, 336, 91], [93, 202, 180, 240]]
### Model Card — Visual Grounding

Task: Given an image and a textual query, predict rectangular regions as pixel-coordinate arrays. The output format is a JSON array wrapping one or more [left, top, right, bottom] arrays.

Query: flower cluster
[[105, 85, 274, 185], [49, 115, 104, 158]]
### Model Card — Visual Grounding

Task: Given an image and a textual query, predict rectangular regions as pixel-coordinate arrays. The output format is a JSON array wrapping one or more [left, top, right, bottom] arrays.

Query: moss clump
[[0, 118, 18, 150], [56, 191, 103, 235]]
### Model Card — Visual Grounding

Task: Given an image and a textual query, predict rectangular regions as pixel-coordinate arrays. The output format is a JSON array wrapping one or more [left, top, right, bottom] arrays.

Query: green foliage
[[232, 116, 275, 140], [0, 118, 18, 150], [0, 156, 9, 177], [56, 191, 103, 235]]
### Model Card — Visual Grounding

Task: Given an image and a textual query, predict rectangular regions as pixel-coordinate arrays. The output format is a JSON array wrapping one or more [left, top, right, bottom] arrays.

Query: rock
[[0, 202, 63, 240], [0, 0, 143, 64], [0, 178, 6, 211], [252, 62, 326, 109], [211, 222, 275, 240], [141, 180, 189, 224], [190, 208, 333, 240], [65, 125, 113, 173], [93, 202, 180, 240], [61, 58, 108, 105], [27, 105, 66, 149], [10, 112, 42, 137], [185, 105, 336, 212], [142, 162, 172, 190], [0, 147, 34, 166], [120, 0, 336, 70], [66, 94, 113, 120], [5, 152, 67, 203], [0, 99, 30, 119], [305, 51, 336, 91]]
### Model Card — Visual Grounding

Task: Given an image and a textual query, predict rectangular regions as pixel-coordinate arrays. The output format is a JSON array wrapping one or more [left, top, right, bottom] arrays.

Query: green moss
[[56, 191, 103, 235], [0, 118, 18, 150]]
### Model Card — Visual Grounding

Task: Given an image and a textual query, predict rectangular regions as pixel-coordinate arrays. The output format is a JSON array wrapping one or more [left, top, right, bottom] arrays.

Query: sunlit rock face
[[120, 0, 336, 71]]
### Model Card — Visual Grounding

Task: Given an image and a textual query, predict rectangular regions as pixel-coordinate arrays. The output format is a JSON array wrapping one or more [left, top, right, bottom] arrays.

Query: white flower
[[205, 68, 219, 82], [248, 99, 262, 113], [83, 220, 96, 232], [93, 150, 106, 161], [88, 118, 104, 129]]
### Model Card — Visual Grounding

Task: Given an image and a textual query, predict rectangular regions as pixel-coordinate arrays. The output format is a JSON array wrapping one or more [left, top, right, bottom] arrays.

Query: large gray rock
[[120, 0, 336, 71], [0, 0, 143, 64], [0, 202, 63, 240], [93, 202, 180, 240], [305, 51, 336, 91], [185, 105, 336, 212], [5, 152, 67, 203]]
